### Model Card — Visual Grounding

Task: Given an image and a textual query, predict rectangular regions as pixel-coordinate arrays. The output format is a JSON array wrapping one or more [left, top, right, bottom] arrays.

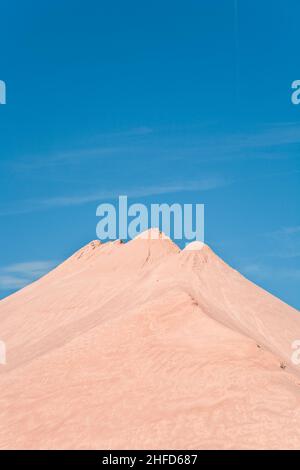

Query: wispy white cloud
[[15, 146, 123, 170], [3, 261, 57, 277], [0, 275, 30, 290], [103, 126, 153, 138], [12, 126, 154, 171], [264, 250, 300, 260], [262, 226, 300, 259], [0, 260, 57, 291], [241, 263, 300, 282], [237, 122, 300, 149], [159, 122, 300, 162], [9, 121, 300, 173], [0, 177, 229, 216], [269, 226, 300, 237]]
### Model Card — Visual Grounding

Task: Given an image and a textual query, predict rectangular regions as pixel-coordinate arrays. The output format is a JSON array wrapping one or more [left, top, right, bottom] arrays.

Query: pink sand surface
[[0, 229, 300, 449]]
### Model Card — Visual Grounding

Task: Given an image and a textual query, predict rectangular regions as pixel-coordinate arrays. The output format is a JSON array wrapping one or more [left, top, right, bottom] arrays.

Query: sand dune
[[0, 229, 299, 449]]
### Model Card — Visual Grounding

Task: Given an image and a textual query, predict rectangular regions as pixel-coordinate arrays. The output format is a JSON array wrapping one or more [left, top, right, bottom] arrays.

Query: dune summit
[[0, 230, 300, 450]]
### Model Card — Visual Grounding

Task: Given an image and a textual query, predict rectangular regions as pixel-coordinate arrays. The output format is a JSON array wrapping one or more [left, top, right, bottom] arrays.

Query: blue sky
[[0, 0, 299, 308]]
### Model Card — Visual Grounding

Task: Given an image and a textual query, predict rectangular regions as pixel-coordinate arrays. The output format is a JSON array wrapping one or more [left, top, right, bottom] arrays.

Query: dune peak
[[135, 228, 171, 241], [184, 240, 205, 251]]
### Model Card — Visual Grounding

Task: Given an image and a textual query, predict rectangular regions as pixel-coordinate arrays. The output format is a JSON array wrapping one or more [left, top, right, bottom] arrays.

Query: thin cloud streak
[[0, 177, 230, 216], [241, 263, 300, 282], [269, 226, 300, 236], [261, 226, 300, 259], [0, 275, 30, 290], [9, 122, 300, 172], [15, 146, 123, 170], [4, 261, 57, 277], [0, 260, 57, 291], [12, 126, 154, 170]]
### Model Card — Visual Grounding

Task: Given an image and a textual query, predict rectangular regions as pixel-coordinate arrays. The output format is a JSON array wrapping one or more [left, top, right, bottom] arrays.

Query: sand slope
[[0, 229, 299, 449]]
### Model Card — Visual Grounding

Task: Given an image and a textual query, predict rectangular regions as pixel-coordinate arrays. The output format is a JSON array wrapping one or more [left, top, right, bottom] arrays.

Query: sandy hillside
[[0, 228, 299, 449]]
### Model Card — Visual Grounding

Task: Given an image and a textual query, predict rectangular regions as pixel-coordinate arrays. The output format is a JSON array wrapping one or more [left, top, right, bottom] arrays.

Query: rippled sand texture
[[0, 229, 300, 449]]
